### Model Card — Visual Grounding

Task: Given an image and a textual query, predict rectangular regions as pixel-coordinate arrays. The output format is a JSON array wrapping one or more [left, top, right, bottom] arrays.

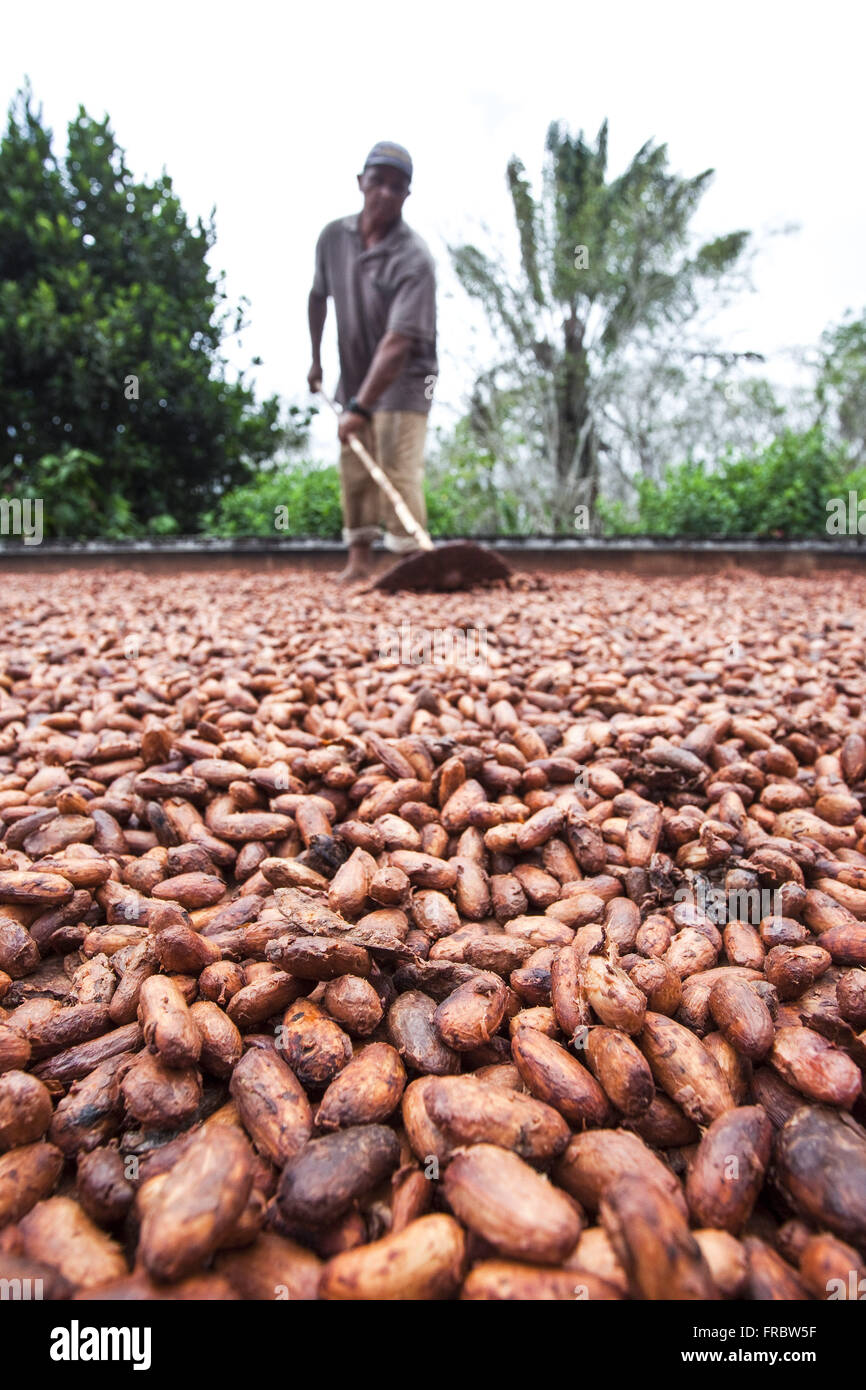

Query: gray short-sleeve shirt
[[312, 213, 438, 414]]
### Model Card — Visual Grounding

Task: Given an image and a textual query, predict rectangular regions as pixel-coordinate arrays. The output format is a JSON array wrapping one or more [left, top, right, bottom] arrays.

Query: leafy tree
[[597, 344, 788, 494], [815, 308, 866, 465], [449, 120, 752, 529], [10, 449, 140, 538], [425, 418, 528, 535], [0, 83, 284, 532]]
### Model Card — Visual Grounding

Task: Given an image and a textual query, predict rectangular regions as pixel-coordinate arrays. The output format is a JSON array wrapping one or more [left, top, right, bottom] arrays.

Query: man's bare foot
[[336, 544, 374, 583]]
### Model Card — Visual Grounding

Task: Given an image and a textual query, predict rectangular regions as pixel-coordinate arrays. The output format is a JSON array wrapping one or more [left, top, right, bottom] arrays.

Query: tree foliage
[[0, 84, 284, 531], [815, 308, 866, 465], [425, 419, 526, 535], [449, 119, 752, 529]]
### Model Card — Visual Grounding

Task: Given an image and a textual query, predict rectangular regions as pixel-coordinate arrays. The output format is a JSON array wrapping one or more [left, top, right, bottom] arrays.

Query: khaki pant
[[339, 410, 428, 553]]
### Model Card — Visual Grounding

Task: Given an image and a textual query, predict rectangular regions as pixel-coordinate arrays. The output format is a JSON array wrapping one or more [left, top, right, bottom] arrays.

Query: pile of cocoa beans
[[0, 565, 865, 1301]]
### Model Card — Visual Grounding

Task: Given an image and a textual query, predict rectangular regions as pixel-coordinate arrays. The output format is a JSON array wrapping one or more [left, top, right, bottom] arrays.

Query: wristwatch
[[346, 396, 372, 421]]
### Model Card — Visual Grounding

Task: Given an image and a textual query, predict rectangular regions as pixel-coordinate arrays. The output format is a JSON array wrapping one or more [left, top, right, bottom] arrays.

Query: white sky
[[4, 0, 865, 457]]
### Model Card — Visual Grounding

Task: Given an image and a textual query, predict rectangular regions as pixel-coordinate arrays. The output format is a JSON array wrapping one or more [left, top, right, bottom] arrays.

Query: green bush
[[14, 428, 858, 546], [0, 448, 140, 538], [599, 427, 858, 538], [203, 445, 528, 540], [0, 449, 193, 539], [202, 462, 344, 538], [147, 513, 181, 536], [424, 432, 526, 536]]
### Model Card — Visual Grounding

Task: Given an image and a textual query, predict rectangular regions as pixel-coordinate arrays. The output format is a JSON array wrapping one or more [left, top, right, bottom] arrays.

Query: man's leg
[[337, 420, 379, 581], [372, 411, 429, 553]]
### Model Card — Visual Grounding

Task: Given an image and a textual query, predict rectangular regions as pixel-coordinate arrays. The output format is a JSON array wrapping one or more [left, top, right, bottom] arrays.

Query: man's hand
[[307, 362, 322, 393], [337, 410, 369, 445]]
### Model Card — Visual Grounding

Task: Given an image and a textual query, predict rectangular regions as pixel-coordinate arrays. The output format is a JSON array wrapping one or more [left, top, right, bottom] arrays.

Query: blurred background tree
[[0, 83, 290, 533], [447, 119, 754, 531], [814, 309, 866, 468]]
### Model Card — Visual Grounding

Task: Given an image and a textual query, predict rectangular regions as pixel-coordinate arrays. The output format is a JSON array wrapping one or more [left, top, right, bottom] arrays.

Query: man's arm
[[308, 290, 327, 391], [355, 331, 412, 410], [336, 330, 412, 442]]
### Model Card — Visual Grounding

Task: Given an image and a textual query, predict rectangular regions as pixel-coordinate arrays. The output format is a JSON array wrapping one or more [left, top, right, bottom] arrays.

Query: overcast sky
[[4, 0, 865, 455]]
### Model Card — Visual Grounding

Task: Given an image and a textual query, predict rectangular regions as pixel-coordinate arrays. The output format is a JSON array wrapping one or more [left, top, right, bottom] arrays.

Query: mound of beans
[[0, 565, 865, 1300]]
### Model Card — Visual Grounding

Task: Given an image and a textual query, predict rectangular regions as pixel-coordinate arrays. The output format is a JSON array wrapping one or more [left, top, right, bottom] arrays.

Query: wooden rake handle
[[315, 386, 435, 552]]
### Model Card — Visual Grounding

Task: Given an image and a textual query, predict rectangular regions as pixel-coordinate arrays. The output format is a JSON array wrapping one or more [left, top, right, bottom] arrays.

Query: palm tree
[[449, 120, 751, 530]]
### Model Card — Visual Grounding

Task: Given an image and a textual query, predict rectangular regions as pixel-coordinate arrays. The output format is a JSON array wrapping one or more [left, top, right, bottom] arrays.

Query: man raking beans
[[307, 141, 438, 583]]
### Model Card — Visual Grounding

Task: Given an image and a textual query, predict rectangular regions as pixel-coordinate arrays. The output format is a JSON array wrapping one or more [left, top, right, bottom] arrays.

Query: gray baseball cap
[[363, 141, 413, 181]]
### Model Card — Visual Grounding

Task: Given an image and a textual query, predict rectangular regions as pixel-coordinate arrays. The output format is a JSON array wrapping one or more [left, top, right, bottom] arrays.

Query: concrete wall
[[0, 539, 864, 577]]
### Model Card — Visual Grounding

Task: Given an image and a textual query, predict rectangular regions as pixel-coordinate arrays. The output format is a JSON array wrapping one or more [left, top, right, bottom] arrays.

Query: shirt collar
[[347, 212, 406, 257]]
